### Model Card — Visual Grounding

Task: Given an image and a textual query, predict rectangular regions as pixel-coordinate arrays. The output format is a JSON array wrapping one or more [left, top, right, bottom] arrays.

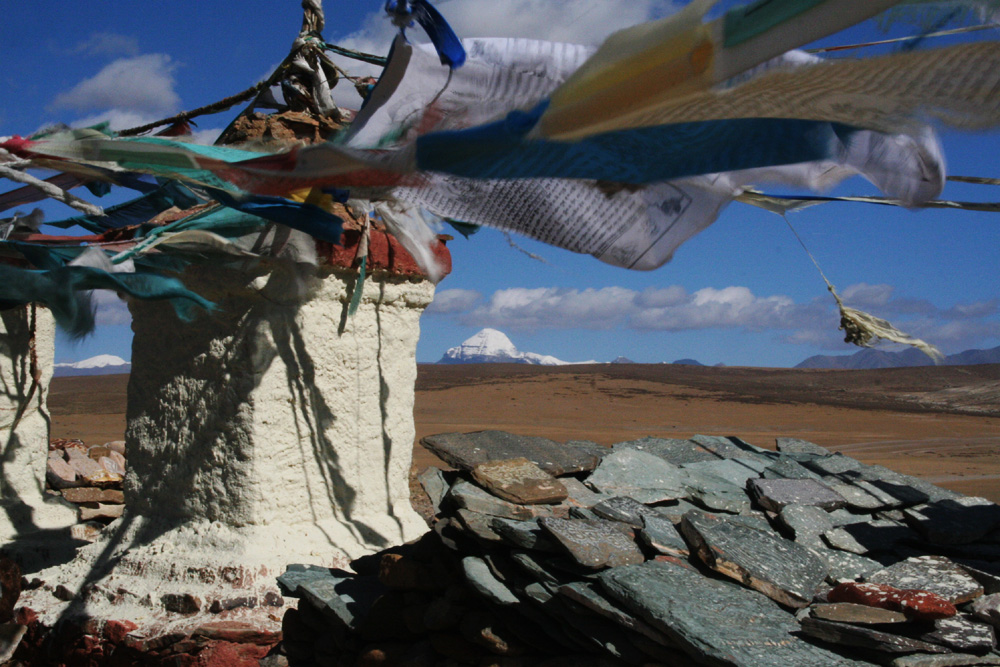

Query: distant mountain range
[[795, 345, 1000, 370], [438, 329, 597, 366], [53, 355, 131, 377]]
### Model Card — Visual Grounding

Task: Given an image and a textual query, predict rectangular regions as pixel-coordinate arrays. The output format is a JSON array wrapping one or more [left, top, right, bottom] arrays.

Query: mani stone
[[560, 477, 612, 509], [557, 581, 672, 646], [828, 582, 957, 621], [448, 480, 536, 520], [972, 593, 1000, 629], [539, 517, 644, 570], [780, 504, 835, 549], [584, 449, 687, 504], [591, 496, 658, 528], [279, 566, 385, 630], [639, 513, 689, 558], [455, 508, 503, 543], [681, 510, 827, 608], [823, 519, 918, 555], [921, 615, 996, 653], [748, 478, 847, 513], [462, 557, 520, 606], [893, 654, 1000, 667], [420, 431, 604, 476], [418, 467, 449, 515], [813, 548, 883, 585], [763, 459, 827, 481], [869, 556, 984, 605], [612, 437, 720, 465], [683, 470, 753, 514], [490, 517, 558, 552], [810, 603, 908, 624], [682, 458, 768, 488], [472, 457, 568, 505], [904, 497, 1000, 545], [600, 560, 860, 666], [776, 438, 832, 456], [802, 454, 865, 477], [799, 617, 948, 654]]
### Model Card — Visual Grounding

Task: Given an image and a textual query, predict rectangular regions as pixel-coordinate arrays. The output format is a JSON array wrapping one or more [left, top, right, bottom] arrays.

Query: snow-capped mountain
[[54, 354, 131, 377], [437, 329, 596, 365]]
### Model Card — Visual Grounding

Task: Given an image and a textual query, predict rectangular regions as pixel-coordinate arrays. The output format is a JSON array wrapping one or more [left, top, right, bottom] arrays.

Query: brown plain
[[50, 363, 1000, 502]]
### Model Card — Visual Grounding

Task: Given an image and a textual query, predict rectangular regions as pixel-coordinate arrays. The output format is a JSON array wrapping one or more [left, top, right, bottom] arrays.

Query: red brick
[[104, 620, 139, 644], [192, 621, 281, 646]]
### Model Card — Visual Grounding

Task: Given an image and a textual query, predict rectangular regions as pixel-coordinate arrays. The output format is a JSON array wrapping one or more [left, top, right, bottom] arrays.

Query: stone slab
[[590, 496, 657, 528], [971, 593, 1000, 629], [600, 560, 863, 666], [869, 556, 984, 605], [801, 454, 865, 477], [454, 508, 504, 543], [539, 517, 644, 570], [762, 459, 826, 481], [800, 617, 947, 654], [559, 477, 613, 509], [640, 513, 689, 558], [921, 615, 996, 652], [779, 504, 835, 549], [472, 457, 568, 505], [823, 520, 919, 555], [748, 478, 846, 513], [681, 510, 828, 608], [811, 602, 907, 624], [893, 654, 1000, 667], [812, 547, 883, 585], [418, 467, 449, 515], [584, 449, 687, 504], [904, 498, 1000, 545], [421, 431, 604, 476], [681, 458, 768, 488], [683, 470, 753, 514], [775, 438, 832, 456], [490, 518, 558, 552], [557, 581, 672, 647], [461, 556, 519, 606], [612, 437, 720, 465], [448, 480, 537, 520]]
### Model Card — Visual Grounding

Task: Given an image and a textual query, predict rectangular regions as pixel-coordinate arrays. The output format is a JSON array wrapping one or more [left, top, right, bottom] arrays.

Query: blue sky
[[3, 0, 999, 367]]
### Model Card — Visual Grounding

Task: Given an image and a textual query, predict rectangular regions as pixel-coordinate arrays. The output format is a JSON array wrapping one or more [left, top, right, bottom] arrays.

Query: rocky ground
[[278, 430, 1000, 666]]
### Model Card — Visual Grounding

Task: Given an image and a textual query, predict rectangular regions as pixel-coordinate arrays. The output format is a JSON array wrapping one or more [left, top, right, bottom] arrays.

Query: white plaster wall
[[123, 262, 431, 568], [0, 305, 76, 540]]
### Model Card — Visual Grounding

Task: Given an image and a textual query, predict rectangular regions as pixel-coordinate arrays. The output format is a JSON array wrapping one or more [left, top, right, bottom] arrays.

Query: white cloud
[[463, 286, 638, 330], [841, 283, 893, 308], [92, 290, 131, 327], [72, 32, 140, 58], [429, 279, 999, 353], [50, 54, 181, 115], [427, 288, 481, 313]]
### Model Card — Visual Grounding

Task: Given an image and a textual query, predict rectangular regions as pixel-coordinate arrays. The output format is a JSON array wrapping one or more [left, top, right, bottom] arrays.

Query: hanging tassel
[[783, 216, 944, 363], [348, 212, 370, 316]]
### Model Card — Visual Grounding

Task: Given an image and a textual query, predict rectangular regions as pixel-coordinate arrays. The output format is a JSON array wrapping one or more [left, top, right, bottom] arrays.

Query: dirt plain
[[49, 363, 1000, 502]]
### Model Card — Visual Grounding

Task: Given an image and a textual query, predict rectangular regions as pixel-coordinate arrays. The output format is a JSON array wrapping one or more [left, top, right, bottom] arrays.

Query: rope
[[808, 22, 999, 54], [117, 81, 270, 137], [0, 165, 105, 217]]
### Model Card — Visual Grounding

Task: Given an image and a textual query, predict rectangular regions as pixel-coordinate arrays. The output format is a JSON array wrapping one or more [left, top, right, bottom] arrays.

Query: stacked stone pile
[[277, 431, 1000, 666], [44, 438, 127, 540]]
